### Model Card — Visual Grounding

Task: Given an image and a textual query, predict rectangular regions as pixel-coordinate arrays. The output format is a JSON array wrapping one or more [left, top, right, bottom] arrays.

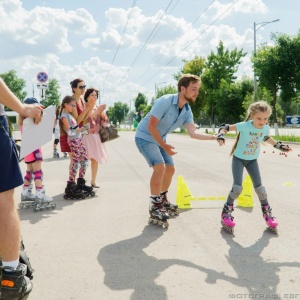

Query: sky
[[0, 0, 299, 108]]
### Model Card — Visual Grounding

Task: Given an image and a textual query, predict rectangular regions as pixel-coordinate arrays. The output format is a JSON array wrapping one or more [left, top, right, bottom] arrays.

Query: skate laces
[[262, 205, 274, 220], [222, 205, 234, 220]]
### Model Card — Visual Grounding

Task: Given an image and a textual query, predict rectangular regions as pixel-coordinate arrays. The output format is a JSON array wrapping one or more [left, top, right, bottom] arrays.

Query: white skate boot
[[33, 186, 56, 212], [19, 185, 36, 209]]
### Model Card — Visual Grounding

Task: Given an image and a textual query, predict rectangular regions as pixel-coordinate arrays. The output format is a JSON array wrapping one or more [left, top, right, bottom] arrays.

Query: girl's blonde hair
[[230, 101, 272, 156]]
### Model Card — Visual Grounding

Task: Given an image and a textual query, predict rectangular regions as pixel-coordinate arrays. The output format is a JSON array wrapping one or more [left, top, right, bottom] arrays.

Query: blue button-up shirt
[[135, 93, 194, 144]]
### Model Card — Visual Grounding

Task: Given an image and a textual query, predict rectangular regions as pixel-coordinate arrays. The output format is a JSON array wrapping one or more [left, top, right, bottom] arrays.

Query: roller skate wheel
[[268, 227, 278, 235], [174, 209, 180, 215], [221, 221, 234, 234], [153, 219, 158, 225], [148, 217, 153, 224], [91, 191, 95, 197], [18, 203, 24, 209], [169, 210, 175, 217], [63, 195, 68, 199], [162, 221, 169, 228]]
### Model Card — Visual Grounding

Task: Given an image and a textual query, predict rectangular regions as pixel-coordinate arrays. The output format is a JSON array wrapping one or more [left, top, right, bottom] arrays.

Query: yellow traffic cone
[[237, 174, 254, 207], [176, 175, 195, 209]]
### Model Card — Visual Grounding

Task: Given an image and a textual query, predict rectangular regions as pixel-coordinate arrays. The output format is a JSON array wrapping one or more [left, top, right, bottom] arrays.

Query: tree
[[216, 76, 253, 123], [134, 93, 148, 122], [201, 41, 246, 124], [107, 102, 129, 125], [41, 78, 61, 108], [174, 55, 206, 119], [156, 84, 177, 100], [0, 70, 27, 110], [252, 32, 300, 128]]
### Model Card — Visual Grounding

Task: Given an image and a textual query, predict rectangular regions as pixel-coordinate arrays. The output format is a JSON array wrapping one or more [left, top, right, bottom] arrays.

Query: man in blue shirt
[[135, 74, 220, 227]]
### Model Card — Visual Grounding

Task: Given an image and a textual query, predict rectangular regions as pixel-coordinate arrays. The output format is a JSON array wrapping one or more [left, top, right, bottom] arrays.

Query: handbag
[[99, 123, 119, 143]]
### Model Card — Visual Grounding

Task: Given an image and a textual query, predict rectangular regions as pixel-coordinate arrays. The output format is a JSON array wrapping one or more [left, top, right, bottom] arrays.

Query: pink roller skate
[[262, 205, 278, 234], [221, 204, 236, 234]]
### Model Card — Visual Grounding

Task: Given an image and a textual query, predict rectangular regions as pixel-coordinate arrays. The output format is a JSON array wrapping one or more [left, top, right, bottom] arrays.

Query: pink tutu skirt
[[83, 133, 108, 164]]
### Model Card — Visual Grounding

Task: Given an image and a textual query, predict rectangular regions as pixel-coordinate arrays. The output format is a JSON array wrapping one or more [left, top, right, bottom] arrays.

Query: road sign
[[37, 83, 48, 89], [286, 116, 300, 125], [39, 88, 46, 99], [37, 72, 48, 83]]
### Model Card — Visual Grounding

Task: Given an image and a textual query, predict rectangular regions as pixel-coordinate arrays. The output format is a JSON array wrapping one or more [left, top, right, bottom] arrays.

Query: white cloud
[[0, 0, 97, 58], [204, 0, 268, 20]]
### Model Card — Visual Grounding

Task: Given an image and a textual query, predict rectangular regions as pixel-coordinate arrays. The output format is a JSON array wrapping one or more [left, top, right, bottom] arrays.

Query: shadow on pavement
[[18, 193, 80, 224], [220, 229, 300, 296], [98, 225, 227, 299]]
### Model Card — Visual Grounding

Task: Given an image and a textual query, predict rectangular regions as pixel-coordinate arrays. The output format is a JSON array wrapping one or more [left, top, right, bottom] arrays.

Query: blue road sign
[[37, 72, 48, 83], [286, 116, 300, 125]]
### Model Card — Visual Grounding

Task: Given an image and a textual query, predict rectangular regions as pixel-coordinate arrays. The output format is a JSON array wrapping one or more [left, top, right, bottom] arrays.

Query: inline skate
[[33, 186, 56, 212], [53, 149, 59, 158], [76, 178, 95, 197], [63, 152, 68, 158], [262, 204, 278, 234], [161, 191, 179, 217], [0, 263, 33, 300], [221, 203, 235, 234], [148, 196, 169, 228], [19, 185, 36, 209], [64, 181, 86, 200]]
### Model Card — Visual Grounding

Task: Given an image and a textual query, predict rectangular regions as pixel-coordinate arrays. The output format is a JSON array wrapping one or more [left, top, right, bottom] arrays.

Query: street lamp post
[[154, 82, 166, 99], [29, 78, 36, 98], [253, 19, 279, 96]]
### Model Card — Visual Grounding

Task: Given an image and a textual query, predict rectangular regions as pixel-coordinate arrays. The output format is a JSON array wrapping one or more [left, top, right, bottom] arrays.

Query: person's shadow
[[220, 229, 300, 295], [98, 225, 224, 299], [98, 226, 300, 299]]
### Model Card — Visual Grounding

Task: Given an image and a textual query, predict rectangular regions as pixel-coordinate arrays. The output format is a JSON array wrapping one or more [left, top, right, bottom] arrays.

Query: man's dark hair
[[177, 74, 201, 92]]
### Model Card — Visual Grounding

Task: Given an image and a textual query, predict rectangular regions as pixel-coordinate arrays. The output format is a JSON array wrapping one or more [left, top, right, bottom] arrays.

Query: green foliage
[[134, 92, 148, 122], [0, 70, 27, 110], [156, 84, 177, 100], [40, 78, 61, 108], [202, 41, 247, 124], [107, 101, 129, 124], [174, 55, 206, 119], [252, 31, 300, 123]]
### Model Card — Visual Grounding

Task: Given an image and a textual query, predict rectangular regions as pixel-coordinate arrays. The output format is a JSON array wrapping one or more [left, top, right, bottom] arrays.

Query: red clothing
[[76, 98, 85, 127]]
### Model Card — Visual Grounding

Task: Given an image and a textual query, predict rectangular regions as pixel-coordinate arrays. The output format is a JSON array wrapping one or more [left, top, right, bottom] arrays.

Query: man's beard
[[184, 94, 196, 103]]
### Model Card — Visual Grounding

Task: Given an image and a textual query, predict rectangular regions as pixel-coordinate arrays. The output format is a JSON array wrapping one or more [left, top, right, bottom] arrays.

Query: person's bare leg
[[0, 189, 20, 261], [150, 163, 165, 195], [91, 158, 99, 186], [161, 165, 175, 193]]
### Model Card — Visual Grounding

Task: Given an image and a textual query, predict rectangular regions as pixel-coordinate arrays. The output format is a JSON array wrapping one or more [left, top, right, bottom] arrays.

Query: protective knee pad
[[33, 169, 43, 181], [80, 160, 89, 170], [71, 161, 79, 173], [24, 170, 33, 183], [229, 184, 243, 199], [255, 185, 267, 201], [33, 149, 43, 161], [54, 138, 59, 145]]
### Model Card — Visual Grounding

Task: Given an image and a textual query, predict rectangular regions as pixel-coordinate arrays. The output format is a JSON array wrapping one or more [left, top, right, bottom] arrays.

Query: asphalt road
[[15, 130, 300, 300]]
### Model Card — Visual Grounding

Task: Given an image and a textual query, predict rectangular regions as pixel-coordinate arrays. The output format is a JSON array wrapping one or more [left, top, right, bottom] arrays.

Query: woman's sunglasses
[[78, 85, 86, 90]]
